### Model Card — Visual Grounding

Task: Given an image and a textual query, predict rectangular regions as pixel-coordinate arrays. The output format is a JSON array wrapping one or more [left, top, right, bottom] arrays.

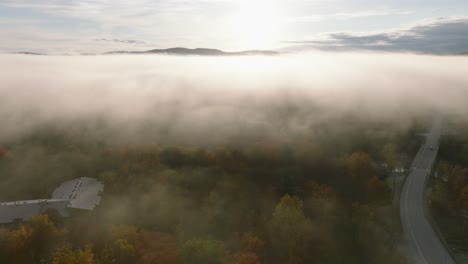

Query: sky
[[1, 0, 468, 54]]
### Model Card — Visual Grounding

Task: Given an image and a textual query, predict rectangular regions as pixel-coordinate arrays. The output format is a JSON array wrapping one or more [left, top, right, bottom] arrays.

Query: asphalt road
[[400, 118, 455, 264]]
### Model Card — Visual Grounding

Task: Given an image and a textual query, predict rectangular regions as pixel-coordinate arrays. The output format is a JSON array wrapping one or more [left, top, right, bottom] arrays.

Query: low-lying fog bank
[[1, 52, 467, 145]]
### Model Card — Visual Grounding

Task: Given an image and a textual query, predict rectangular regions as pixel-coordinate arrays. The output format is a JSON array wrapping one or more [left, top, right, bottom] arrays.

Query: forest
[[1, 53, 468, 264], [0, 112, 428, 264]]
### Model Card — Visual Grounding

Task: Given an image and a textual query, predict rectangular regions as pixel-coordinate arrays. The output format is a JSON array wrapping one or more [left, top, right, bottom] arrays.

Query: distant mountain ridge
[[9, 48, 468, 56], [8, 47, 279, 56], [13, 52, 46, 55], [104, 47, 279, 56]]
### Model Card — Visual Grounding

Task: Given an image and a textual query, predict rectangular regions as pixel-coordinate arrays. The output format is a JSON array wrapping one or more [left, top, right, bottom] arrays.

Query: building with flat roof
[[0, 177, 103, 224]]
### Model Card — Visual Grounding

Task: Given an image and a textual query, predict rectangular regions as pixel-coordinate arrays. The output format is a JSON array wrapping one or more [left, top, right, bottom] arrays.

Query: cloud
[[94, 38, 148, 45], [1, 1, 467, 53], [0, 0, 235, 52], [286, 9, 412, 23], [330, 10, 412, 20], [285, 17, 468, 54]]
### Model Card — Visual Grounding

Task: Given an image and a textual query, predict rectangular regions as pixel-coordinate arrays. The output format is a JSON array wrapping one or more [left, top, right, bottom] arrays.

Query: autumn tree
[[431, 180, 449, 213], [95, 224, 140, 264], [103, 239, 136, 264], [136, 231, 179, 264], [381, 143, 399, 169], [160, 147, 187, 168], [5, 225, 33, 263], [222, 233, 264, 264], [0, 228, 9, 261], [269, 195, 313, 264], [451, 166, 467, 201], [223, 252, 260, 264], [351, 204, 406, 264], [51, 244, 75, 264], [28, 214, 65, 263], [50, 244, 94, 264], [346, 152, 375, 179], [367, 176, 387, 202], [180, 238, 225, 264], [0, 215, 64, 264], [304, 181, 337, 217], [109, 225, 139, 243], [381, 143, 399, 199], [0, 146, 7, 159], [345, 152, 379, 201], [239, 233, 264, 255], [460, 185, 468, 211]]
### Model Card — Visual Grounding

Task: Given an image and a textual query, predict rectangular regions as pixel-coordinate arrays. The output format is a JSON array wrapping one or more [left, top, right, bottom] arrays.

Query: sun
[[228, 1, 283, 49]]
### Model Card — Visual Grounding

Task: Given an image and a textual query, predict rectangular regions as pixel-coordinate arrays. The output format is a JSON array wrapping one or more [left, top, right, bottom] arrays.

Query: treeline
[[0, 117, 421, 263], [434, 118, 468, 215], [432, 119, 468, 221], [433, 161, 468, 214], [430, 117, 468, 261]]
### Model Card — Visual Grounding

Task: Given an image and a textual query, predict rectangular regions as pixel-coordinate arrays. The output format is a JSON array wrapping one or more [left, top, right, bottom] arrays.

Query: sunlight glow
[[228, 1, 283, 49]]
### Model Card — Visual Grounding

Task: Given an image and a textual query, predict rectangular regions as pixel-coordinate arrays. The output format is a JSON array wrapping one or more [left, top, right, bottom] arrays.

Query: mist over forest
[[1, 53, 468, 145], [1, 52, 468, 264]]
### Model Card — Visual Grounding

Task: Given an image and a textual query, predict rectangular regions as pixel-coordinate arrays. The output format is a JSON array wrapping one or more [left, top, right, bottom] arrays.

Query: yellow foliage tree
[[51, 244, 95, 264]]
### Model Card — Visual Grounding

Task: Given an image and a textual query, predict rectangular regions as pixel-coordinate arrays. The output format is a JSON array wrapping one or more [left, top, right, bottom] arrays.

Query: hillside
[[105, 47, 279, 56]]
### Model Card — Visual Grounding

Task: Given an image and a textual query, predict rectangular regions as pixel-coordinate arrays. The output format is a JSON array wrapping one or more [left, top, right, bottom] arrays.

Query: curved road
[[400, 118, 455, 264]]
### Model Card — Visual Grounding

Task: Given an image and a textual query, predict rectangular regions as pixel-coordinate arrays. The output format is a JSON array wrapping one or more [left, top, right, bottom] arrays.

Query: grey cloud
[[285, 18, 468, 54]]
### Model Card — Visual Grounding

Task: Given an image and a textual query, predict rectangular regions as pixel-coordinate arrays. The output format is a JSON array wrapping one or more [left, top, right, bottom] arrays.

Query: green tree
[[269, 195, 313, 264]]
